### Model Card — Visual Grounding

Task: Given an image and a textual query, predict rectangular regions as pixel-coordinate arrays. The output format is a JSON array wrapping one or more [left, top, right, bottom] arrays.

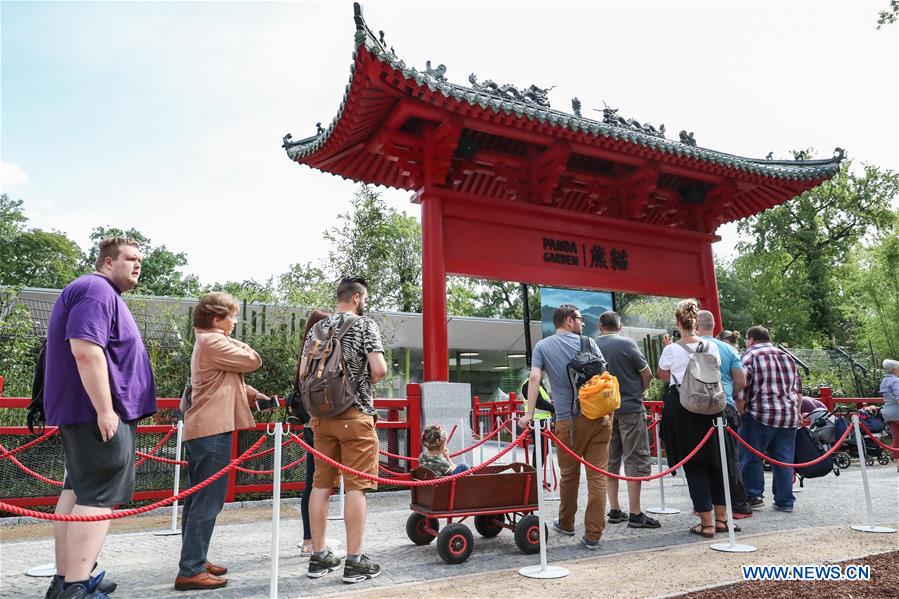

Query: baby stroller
[[794, 414, 840, 486], [818, 407, 891, 468], [808, 407, 851, 469]]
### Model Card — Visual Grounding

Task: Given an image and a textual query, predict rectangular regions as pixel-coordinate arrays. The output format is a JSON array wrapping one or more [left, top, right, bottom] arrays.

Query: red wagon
[[405, 462, 547, 564]]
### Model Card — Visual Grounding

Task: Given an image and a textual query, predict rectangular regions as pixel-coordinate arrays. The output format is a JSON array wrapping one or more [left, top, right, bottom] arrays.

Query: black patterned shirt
[[303, 313, 384, 416]]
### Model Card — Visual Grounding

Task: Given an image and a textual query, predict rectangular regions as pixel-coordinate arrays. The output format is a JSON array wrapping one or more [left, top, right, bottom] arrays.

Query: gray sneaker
[[552, 518, 575, 536], [581, 535, 600, 550], [307, 550, 342, 579], [343, 555, 381, 584]]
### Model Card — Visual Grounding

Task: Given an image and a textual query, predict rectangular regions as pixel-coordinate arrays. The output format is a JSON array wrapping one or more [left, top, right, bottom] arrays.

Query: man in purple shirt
[[44, 237, 156, 599]]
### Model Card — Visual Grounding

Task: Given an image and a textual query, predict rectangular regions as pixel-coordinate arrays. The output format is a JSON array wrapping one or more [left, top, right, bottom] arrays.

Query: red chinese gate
[[284, 3, 843, 382]]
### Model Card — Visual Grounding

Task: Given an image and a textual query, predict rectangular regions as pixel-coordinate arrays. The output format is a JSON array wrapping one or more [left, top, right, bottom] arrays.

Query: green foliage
[[0, 194, 85, 288], [736, 162, 899, 344], [277, 263, 334, 309], [877, 0, 898, 28], [620, 296, 679, 330], [86, 226, 201, 297], [0, 290, 40, 398], [242, 331, 302, 399]]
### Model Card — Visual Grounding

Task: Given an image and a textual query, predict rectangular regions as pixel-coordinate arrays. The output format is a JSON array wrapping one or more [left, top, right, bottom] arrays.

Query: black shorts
[[60, 417, 138, 508]]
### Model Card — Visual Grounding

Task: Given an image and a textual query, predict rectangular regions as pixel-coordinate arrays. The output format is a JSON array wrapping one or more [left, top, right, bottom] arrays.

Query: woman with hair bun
[[657, 299, 729, 539]]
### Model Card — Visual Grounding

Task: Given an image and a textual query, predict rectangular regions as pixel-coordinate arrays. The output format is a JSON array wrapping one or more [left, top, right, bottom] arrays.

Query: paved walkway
[[1, 462, 896, 598]]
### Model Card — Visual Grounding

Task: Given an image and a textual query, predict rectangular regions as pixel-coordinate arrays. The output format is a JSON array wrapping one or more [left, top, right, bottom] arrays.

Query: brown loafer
[[205, 562, 228, 576], [174, 571, 228, 591]]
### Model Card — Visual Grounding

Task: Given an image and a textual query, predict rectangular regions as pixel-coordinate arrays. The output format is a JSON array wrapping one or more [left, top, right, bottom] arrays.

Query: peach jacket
[[183, 328, 261, 441]]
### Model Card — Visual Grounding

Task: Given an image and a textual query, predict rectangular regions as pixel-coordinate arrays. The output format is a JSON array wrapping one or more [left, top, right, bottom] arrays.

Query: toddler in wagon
[[418, 424, 470, 476]]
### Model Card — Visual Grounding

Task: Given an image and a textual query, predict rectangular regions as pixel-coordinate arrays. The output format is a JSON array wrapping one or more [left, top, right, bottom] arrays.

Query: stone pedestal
[[419, 382, 473, 464]]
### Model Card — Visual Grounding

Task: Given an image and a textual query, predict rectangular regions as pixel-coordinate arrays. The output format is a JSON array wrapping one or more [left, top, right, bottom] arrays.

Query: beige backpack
[[299, 315, 360, 418], [672, 341, 726, 415]]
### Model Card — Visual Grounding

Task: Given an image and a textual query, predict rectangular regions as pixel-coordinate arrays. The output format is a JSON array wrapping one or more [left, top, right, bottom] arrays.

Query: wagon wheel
[[474, 515, 504, 538], [437, 523, 474, 564], [877, 454, 891, 466], [514, 515, 548, 555], [835, 452, 851, 469], [406, 513, 438, 545]]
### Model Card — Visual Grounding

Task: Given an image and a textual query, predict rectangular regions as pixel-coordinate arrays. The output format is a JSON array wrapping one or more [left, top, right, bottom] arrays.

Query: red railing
[[0, 383, 422, 508]]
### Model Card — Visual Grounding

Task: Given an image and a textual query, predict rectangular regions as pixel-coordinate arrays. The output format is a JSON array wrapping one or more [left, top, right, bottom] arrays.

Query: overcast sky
[[2, 1, 897, 286]]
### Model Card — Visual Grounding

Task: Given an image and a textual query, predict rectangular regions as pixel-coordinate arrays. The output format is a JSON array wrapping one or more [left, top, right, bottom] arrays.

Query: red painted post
[[407, 384, 422, 460], [699, 242, 723, 336], [420, 191, 449, 382], [226, 431, 239, 503], [819, 386, 834, 412]]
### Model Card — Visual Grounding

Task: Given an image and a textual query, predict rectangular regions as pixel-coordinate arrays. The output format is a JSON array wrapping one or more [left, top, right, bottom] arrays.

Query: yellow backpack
[[578, 372, 621, 419]]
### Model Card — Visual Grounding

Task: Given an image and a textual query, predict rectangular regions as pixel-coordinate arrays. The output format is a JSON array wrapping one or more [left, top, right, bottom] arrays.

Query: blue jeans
[[452, 463, 469, 474], [179, 432, 232, 577], [738, 413, 796, 508]]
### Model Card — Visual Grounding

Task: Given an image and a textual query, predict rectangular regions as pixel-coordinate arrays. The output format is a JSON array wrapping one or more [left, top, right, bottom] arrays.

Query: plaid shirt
[[741, 342, 801, 428]]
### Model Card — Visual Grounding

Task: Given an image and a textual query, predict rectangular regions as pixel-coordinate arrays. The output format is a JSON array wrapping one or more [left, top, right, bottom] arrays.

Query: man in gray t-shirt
[[520, 305, 613, 549], [595, 311, 659, 530]]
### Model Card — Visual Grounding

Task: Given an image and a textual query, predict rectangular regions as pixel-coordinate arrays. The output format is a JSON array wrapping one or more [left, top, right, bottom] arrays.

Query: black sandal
[[715, 519, 741, 533], [689, 523, 715, 538]]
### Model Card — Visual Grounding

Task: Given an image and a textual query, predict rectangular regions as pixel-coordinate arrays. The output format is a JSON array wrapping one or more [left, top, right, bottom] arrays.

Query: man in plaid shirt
[[737, 326, 800, 513]]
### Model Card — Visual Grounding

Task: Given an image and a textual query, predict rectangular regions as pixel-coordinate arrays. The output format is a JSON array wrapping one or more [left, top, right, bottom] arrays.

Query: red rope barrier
[[0, 434, 269, 521], [134, 427, 178, 467], [134, 452, 187, 466], [447, 424, 458, 445], [545, 427, 715, 482], [450, 419, 509, 457], [0, 430, 59, 459], [726, 425, 852, 468], [857, 421, 899, 452], [379, 448, 417, 463], [234, 455, 308, 475], [291, 427, 530, 487], [0, 441, 64, 486], [378, 463, 411, 479]]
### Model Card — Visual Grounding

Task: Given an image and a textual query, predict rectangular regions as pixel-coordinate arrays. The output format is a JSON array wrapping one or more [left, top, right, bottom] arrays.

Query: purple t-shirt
[[44, 273, 157, 425]]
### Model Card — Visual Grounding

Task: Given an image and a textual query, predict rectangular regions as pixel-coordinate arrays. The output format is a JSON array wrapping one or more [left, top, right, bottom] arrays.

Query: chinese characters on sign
[[543, 238, 630, 271]]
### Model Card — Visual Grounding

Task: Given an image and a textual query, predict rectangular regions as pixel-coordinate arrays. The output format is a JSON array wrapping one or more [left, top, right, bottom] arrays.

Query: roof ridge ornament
[[593, 103, 666, 139], [468, 73, 554, 108], [571, 97, 582, 117], [679, 130, 696, 146], [424, 60, 447, 82]]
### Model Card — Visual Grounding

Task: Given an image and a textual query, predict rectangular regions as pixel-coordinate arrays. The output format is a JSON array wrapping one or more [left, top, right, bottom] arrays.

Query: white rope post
[[545, 436, 560, 502], [520, 419, 568, 579], [269, 423, 283, 599], [328, 475, 345, 520], [478, 420, 485, 466], [850, 414, 895, 533], [511, 418, 518, 463], [647, 413, 678, 515], [711, 418, 756, 553], [154, 420, 184, 536]]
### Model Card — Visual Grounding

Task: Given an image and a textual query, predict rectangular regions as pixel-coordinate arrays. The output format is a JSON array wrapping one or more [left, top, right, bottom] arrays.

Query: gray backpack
[[672, 341, 726, 415], [299, 315, 360, 418]]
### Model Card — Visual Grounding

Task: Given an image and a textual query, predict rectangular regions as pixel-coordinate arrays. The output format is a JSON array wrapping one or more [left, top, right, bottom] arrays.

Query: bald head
[[697, 310, 715, 334]]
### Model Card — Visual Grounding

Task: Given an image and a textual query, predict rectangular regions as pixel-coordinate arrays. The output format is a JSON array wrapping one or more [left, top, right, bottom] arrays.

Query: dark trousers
[[179, 432, 231, 577], [682, 461, 726, 513], [724, 405, 749, 510], [301, 427, 315, 541]]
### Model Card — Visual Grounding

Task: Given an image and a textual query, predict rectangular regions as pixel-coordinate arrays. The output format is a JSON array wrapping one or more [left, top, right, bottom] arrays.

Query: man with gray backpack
[[299, 277, 387, 584]]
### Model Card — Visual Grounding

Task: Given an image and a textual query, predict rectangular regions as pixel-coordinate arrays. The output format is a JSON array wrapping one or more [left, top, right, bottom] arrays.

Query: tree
[[323, 186, 423, 312], [736, 162, 899, 343], [0, 194, 85, 288], [277, 263, 334, 309], [715, 257, 755, 335], [877, 0, 898, 28], [210, 279, 278, 304], [85, 226, 201, 297]]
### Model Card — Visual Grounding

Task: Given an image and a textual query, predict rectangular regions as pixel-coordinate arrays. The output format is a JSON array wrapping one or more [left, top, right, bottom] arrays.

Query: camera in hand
[[669, 328, 682, 341], [254, 396, 279, 411]]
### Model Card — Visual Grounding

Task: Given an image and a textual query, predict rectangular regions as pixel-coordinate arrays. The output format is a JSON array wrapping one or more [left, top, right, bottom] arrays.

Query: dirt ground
[[328, 524, 899, 599]]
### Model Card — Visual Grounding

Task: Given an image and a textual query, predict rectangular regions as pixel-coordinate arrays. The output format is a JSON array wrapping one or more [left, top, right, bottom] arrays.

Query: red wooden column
[[420, 190, 449, 381], [699, 241, 722, 336]]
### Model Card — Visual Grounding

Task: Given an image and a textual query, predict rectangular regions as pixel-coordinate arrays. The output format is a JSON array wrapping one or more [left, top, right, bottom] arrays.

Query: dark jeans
[[724, 405, 748, 510], [179, 432, 231, 577], [738, 413, 796, 508], [683, 461, 726, 513], [301, 427, 315, 541]]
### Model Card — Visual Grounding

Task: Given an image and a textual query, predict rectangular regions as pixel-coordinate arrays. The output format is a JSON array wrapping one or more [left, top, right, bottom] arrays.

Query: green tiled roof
[[285, 8, 844, 182]]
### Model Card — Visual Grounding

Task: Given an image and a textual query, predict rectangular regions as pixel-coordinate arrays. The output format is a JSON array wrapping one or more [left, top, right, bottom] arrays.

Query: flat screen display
[[540, 287, 614, 339]]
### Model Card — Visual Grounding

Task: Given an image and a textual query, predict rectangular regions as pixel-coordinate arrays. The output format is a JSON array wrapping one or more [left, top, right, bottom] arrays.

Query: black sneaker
[[343, 555, 381, 584], [307, 550, 342, 579], [607, 509, 628, 524], [45, 575, 63, 599], [627, 512, 661, 529], [748, 496, 764, 508], [552, 518, 575, 536]]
